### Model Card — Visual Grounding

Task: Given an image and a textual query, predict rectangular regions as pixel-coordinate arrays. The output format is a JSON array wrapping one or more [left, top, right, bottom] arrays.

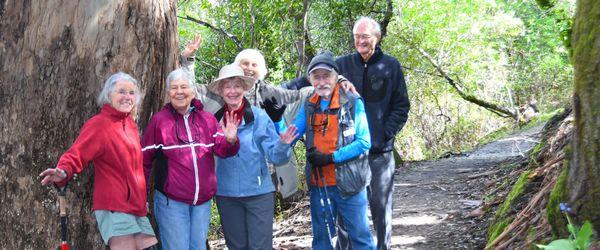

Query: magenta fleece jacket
[[141, 99, 240, 205]]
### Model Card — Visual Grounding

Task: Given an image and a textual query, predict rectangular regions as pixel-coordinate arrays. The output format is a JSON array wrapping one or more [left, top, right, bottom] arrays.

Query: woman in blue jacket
[[207, 63, 298, 249]]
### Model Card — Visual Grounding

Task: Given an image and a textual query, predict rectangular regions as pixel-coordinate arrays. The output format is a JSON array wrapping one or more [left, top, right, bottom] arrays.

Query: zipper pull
[[258, 176, 261, 186]]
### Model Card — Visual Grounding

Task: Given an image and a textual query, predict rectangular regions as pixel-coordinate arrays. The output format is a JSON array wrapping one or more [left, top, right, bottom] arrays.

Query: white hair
[[97, 72, 140, 107], [234, 49, 268, 80], [166, 68, 197, 94], [352, 16, 382, 37]]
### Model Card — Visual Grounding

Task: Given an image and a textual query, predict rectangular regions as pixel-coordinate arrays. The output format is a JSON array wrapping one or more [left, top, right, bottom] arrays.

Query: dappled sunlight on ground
[[274, 235, 313, 249], [390, 235, 427, 246], [395, 182, 417, 187], [392, 214, 445, 226], [264, 126, 545, 249]]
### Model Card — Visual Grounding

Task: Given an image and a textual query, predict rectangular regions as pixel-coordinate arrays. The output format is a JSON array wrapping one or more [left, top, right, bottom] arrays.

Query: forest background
[[1, 0, 592, 248], [177, 0, 574, 161]]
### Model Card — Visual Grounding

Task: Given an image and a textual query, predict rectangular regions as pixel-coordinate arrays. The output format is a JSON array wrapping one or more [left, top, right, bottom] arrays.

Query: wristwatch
[[56, 168, 67, 178]]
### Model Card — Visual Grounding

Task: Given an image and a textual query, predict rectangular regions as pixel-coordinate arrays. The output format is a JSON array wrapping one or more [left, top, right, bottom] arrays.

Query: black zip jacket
[[281, 46, 410, 153]]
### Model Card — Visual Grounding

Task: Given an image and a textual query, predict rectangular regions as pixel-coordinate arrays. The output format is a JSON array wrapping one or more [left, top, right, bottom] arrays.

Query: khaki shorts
[[94, 210, 155, 245]]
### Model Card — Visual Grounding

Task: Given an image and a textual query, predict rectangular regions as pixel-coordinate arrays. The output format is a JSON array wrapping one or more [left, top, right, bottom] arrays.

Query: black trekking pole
[[316, 165, 337, 234], [312, 167, 335, 248], [56, 185, 69, 250]]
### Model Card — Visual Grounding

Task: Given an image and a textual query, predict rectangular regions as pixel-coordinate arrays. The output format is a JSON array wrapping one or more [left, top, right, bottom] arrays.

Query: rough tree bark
[[0, 0, 179, 248], [567, 0, 600, 233]]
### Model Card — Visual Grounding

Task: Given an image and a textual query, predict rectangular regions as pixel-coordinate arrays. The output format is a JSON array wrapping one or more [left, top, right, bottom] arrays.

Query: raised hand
[[280, 125, 299, 144], [338, 75, 359, 95], [39, 168, 67, 185], [181, 35, 203, 58], [221, 111, 239, 144]]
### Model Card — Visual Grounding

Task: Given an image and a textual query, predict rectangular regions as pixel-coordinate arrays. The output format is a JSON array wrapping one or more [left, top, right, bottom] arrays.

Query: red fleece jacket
[[57, 104, 147, 216]]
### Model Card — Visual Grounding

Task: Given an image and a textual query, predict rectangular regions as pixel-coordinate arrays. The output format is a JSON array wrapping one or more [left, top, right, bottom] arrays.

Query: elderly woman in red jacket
[[39, 72, 158, 249]]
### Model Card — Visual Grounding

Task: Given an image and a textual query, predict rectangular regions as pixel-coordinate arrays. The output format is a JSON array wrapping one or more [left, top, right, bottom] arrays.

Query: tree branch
[[399, 35, 517, 119], [194, 58, 218, 70], [401, 65, 444, 78], [178, 15, 242, 51], [380, 0, 393, 38]]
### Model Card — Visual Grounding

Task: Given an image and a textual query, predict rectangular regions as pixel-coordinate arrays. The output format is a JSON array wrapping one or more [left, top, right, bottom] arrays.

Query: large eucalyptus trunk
[[567, 0, 600, 233], [0, 0, 178, 248]]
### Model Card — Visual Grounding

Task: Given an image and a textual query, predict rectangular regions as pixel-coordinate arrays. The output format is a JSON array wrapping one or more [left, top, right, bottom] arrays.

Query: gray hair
[[353, 16, 382, 37], [234, 49, 268, 80], [97, 72, 140, 107], [166, 68, 197, 94]]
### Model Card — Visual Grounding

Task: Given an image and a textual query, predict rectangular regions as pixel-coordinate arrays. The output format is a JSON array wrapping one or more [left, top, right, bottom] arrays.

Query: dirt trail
[[212, 125, 544, 249], [388, 125, 543, 249]]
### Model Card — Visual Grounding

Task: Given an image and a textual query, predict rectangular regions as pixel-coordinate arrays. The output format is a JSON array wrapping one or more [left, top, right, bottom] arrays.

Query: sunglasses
[[174, 115, 197, 144], [309, 112, 329, 136]]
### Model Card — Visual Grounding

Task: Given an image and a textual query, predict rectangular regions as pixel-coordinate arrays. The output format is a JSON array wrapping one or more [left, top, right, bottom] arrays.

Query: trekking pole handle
[[58, 195, 67, 216], [57, 185, 68, 216]]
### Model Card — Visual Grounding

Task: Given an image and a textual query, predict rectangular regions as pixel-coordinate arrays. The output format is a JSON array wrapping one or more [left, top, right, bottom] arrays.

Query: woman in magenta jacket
[[141, 68, 240, 250], [39, 72, 158, 249]]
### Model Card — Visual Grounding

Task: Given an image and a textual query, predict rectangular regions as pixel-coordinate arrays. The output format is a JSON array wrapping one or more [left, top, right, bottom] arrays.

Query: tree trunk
[[295, 0, 315, 77], [567, 0, 600, 233], [0, 0, 178, 248]]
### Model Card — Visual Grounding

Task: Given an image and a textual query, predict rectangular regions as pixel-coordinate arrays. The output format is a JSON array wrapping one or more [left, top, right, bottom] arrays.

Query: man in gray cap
[[283, 51, 375, 249], [282, 17, 410, 249]]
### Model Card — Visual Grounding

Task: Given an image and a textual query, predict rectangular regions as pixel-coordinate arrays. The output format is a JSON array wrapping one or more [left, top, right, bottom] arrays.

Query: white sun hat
[[207, 64, 255, 94]]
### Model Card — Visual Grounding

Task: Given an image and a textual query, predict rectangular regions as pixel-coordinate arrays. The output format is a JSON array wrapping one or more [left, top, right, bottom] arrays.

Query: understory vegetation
[[176, 0, 581, 244], [177, 0, 574, 161]]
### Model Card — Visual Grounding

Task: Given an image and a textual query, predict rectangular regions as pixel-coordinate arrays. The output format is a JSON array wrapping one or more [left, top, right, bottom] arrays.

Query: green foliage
[[478, 125, 513, 147], [390, 0, 574, 160], [537, 204, 594, 250], [292, 141, 307, 191], [521, 108, 565, 130], [546, 156, 569, 237], [487, 170, 532, 245], [498, 170, 532, 218], [488, 217, 512, 246], [208, 199, 222, 240], [177, 0, 575, 161]]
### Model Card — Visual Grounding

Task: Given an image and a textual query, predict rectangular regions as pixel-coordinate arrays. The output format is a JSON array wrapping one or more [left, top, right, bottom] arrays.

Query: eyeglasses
[[353, 34, 373, 40], [309, 112, 329, 135]]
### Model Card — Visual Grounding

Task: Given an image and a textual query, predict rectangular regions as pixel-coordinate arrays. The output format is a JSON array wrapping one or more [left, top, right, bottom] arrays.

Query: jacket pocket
[[335, 153, 371, 198], [339, 115, 356, 144], [363, 76, 389, 102]]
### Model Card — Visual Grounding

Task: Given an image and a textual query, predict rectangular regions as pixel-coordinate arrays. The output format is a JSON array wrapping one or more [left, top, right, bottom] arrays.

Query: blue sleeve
[[332, 99, 371, 163], [255, 110, 292, 165], [277, 103, 307, 144], [274, 118, 287, 134], [293, 104, 307, 138]]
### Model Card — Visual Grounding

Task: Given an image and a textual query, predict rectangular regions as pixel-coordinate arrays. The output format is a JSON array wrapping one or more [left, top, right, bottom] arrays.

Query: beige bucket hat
[[207, 64, 255, 94]]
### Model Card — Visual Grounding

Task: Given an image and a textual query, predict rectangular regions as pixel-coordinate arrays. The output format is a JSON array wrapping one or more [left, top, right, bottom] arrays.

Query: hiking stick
[[57, 185, 68, 250], [316, 165, 336, 231], [312, 167, 335, 248]]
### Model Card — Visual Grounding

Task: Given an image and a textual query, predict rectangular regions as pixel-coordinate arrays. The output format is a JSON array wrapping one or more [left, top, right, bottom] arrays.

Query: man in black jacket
[[281, 16, 410, 250]]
